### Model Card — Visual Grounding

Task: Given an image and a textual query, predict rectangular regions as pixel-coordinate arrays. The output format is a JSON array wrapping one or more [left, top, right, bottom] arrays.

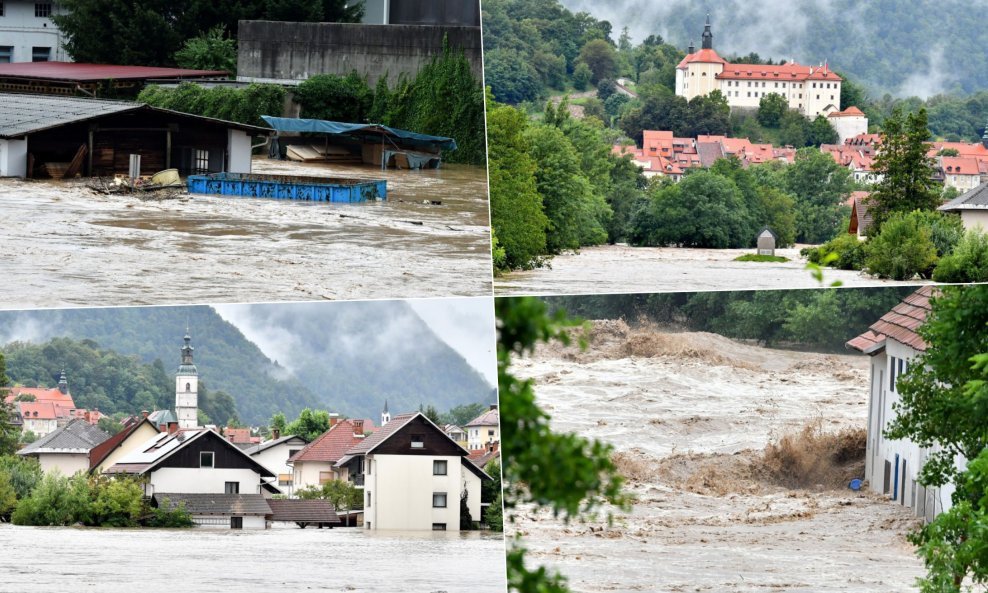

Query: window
[[0, 47, 11, 64], [288, 449, 300, 458], [185, 382, 191, 392], [432, 523, 447, 531], [318, 471, 333, 484], [31, 47, 50, 62], [367, 491, 371, 507], [278, 473, 292, 486], [433, 460, 447, 475], [0, 3, 4, 17], [889, 356, 898, 391], [194, 149, 209, 174], [230, 517, 243, 529], [200, 451, 214, 468], [35, 3, 51, 17], [367, 459, 372, 474], [224, 481, 239, 494], [488, 429, 495, 438], [432, 492, 447, 508], [410, 435, 424, 449]]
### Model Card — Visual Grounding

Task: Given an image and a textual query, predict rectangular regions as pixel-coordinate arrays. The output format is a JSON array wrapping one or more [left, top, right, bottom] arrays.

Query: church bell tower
[[175, 331, 199, 429]]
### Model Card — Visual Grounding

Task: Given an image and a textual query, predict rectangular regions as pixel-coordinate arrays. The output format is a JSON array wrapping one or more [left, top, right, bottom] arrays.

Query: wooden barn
[[0, 93, 269, 179]]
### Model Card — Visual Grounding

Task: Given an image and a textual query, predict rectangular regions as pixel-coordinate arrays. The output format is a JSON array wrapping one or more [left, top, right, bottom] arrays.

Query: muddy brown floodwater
[[0, 158, 491, 308], [495, 244, 928, 296], [510, 321, 927, 592], [0, 524, 506, 593]]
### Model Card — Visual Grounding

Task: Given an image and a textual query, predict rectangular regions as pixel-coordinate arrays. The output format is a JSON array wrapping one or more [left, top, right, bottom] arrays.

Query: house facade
[[0, 0, 69, 63], [846, 286, 956, 521], [246, 433, 308, 495], [289, 419, 366, 492], [17, 418, 110, 475], [675, 16, 841, 118], [337, 412, 489, 531], [939, 182, 988, 230], [465, 405, 499, 451], [88, 416, 161, 474]]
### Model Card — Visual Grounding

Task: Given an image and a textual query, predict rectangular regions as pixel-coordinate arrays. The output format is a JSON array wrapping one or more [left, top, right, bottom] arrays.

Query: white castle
[[675, 15, 843, 118]]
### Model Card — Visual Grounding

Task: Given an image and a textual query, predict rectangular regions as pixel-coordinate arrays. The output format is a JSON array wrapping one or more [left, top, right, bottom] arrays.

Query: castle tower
[[175, 331, 199, 429], [381, 400, 391, 426], [57, 370, 68, 395], [701, 14, 713, 49]]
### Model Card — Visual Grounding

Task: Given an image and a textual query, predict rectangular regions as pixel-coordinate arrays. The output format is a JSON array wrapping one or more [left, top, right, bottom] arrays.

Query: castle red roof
[[5, 386, 75, 408], [676, 48, 729, 68], [829, 106, 865, 118], [715, 62, 842, 82]]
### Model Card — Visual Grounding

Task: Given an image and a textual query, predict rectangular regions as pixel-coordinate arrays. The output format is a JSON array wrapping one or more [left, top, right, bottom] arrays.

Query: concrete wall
[[293, 459, 339, 492], [236, 21, 482, 87], [0, 1, 70, 63], [37, 452, 89, 476]]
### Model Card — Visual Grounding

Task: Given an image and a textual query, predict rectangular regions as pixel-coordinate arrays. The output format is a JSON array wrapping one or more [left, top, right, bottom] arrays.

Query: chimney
[[352, 419, 364, 436], [329, 413, 340, 428], [168, 421, 178, 434], [142, 410, 149, 418], [272, 428, 281, 441], [489, 403, 498, 411]]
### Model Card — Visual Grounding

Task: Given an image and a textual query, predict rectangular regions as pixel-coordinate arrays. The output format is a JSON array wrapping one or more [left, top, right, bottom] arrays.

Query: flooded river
[[0, 524, 506, 593], [0, 158, 491, 308], [496, 244, 925, 296], [510, 322, 926, 592]]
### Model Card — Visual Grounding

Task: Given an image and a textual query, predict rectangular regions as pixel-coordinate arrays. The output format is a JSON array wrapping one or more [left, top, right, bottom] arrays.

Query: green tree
[[487, 97, 549, 271], [441, 403, 487, 427], [578, 39, 617, 84], [293, 72, 373, 123], [498, 297, 630, 592], [12, 472, 92, 526], [270, 412, 288, 434], [174, 26, 237, 73], [782, 148, 854, 244], [419, 404, 442, 425], [0, 456, 42, 501], [0, 469, 16, 519], [0, 354, 14, 457], [757, 93, 788, 128], [864, 211, 940, 280], [89, 476, 145, 527], [933, 229, 988, 283], [572, 62, 592, 91], [285, 408, 332, 442], [867, 107, 942, 231]]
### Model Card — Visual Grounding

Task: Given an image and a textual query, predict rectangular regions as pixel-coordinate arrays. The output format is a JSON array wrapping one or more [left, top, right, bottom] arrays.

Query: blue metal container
[[186, 172, 387, 202]]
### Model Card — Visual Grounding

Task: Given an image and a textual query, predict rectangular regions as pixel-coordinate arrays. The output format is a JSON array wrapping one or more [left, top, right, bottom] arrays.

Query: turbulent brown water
[[0, 524, 506, 593], [0, 158, 492, 308], [510, 322, 926, 592], [495, 244, 927, 296]]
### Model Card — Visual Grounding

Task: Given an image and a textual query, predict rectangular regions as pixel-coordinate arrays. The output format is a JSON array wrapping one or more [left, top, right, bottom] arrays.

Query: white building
[[288, 419, 367, 493], [675, 16, 841, 118], [245, 432, 309, 496], [847, 286, 957, 521], [940, 182, 988, 230], [336, 412, 491, 531], [827, 107, 869, 144], [16, 418, 110, 476], [0, 0, 69, 63]]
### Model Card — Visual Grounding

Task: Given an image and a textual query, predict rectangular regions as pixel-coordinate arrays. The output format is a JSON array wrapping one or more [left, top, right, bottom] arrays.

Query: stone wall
[[236, 21, 482, 87]]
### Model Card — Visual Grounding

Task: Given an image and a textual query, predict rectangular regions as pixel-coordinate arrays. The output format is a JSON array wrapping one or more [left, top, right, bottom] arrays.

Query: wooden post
[[87, 128, 94, 176], [165, 129, 172, 170]]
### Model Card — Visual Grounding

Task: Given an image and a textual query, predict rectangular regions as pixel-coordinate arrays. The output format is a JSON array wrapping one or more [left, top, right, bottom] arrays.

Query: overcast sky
[[408, 297, 497, 387]]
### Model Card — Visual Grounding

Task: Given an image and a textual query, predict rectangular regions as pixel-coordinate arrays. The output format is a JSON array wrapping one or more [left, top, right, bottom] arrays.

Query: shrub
[[803, 233, 867, 270], [864, 211, 938, 280], [137, 83, 285, 127], [933, 229, 988, 283], [11, 472, 92, 526], [292, 72, 373, 123], [147, 499, 195, 528]]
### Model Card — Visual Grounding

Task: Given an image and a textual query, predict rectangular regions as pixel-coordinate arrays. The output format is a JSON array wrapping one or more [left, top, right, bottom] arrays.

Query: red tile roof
[[5, 386, 75, 408], [847, 287, 935, 353], [288, 419, 366, 464], [715, 62, 842, 82], [224, 427, 253, 444], [829, 106, 865, 118], [17, 401, 67, 420], [941, 156, 980, 176], [677, 48, 729, 68]]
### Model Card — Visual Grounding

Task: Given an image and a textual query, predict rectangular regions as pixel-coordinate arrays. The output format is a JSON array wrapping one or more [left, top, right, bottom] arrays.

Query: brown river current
[[0, 524, 506, 592], [0, 158, 492, 308]]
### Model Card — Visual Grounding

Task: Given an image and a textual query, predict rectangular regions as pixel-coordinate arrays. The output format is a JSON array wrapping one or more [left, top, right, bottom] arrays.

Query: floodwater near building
[[0, 524, 506, 593], [510, 322, 926, 592], [0, 157, 491, 307], [495, 244, 926, 296]]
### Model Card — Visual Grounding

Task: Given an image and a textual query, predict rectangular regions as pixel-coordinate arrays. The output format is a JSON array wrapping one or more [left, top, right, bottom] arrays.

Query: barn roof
[[153, 493, 272, 516], [267, 499, 341, 523], [0, 93, 268, 139]]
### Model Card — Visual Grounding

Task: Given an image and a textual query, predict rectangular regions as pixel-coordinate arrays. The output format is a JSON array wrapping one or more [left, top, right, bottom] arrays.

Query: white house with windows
[[336, 412, 490, 531], [465, 404, 499, 451], [245, 432, 308, 497], [847, 286, 959, 521], [0, 1, 69, 63]]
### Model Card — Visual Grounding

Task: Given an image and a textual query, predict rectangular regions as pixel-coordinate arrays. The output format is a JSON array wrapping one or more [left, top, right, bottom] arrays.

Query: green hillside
[[0, 303, 493, 424]]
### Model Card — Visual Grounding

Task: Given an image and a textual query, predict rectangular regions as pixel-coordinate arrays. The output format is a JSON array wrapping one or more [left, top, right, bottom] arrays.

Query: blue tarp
[[261, 116, 457, 152]]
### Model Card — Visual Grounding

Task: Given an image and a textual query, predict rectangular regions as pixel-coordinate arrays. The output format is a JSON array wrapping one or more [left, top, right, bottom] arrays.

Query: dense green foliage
[[137, 83, 286, 127], [619, 89, 731, 141], [803, 234, 867, 271], [173, 26, 237, 73], [498, 297, 630, 592], [0, 354, 14, 457], [0, 303, 493, 424], [293, 44, 486, 165], [482, 458, 503, 531], [866, 108, 942, 232], [863, 211, 940, 280], [932, 229, 988, 283], [10, 472, 191, 528], [297, 479, 363, 513], [0, 456, 42, 502], [52, 0, 362, 67], [547, 287, 911, 351]]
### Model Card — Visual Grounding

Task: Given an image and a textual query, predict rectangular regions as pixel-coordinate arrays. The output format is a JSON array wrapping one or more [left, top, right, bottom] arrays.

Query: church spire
[[58, 369, 68, 395], [688, 39, 695, 54], [381, 400, 391, 426], [701, 13, 713, 50], [176, 330, 199, 429]]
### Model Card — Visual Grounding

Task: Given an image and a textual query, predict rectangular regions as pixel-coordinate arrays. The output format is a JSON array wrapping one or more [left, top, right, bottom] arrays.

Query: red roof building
[[0, 62, 228, 97]]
